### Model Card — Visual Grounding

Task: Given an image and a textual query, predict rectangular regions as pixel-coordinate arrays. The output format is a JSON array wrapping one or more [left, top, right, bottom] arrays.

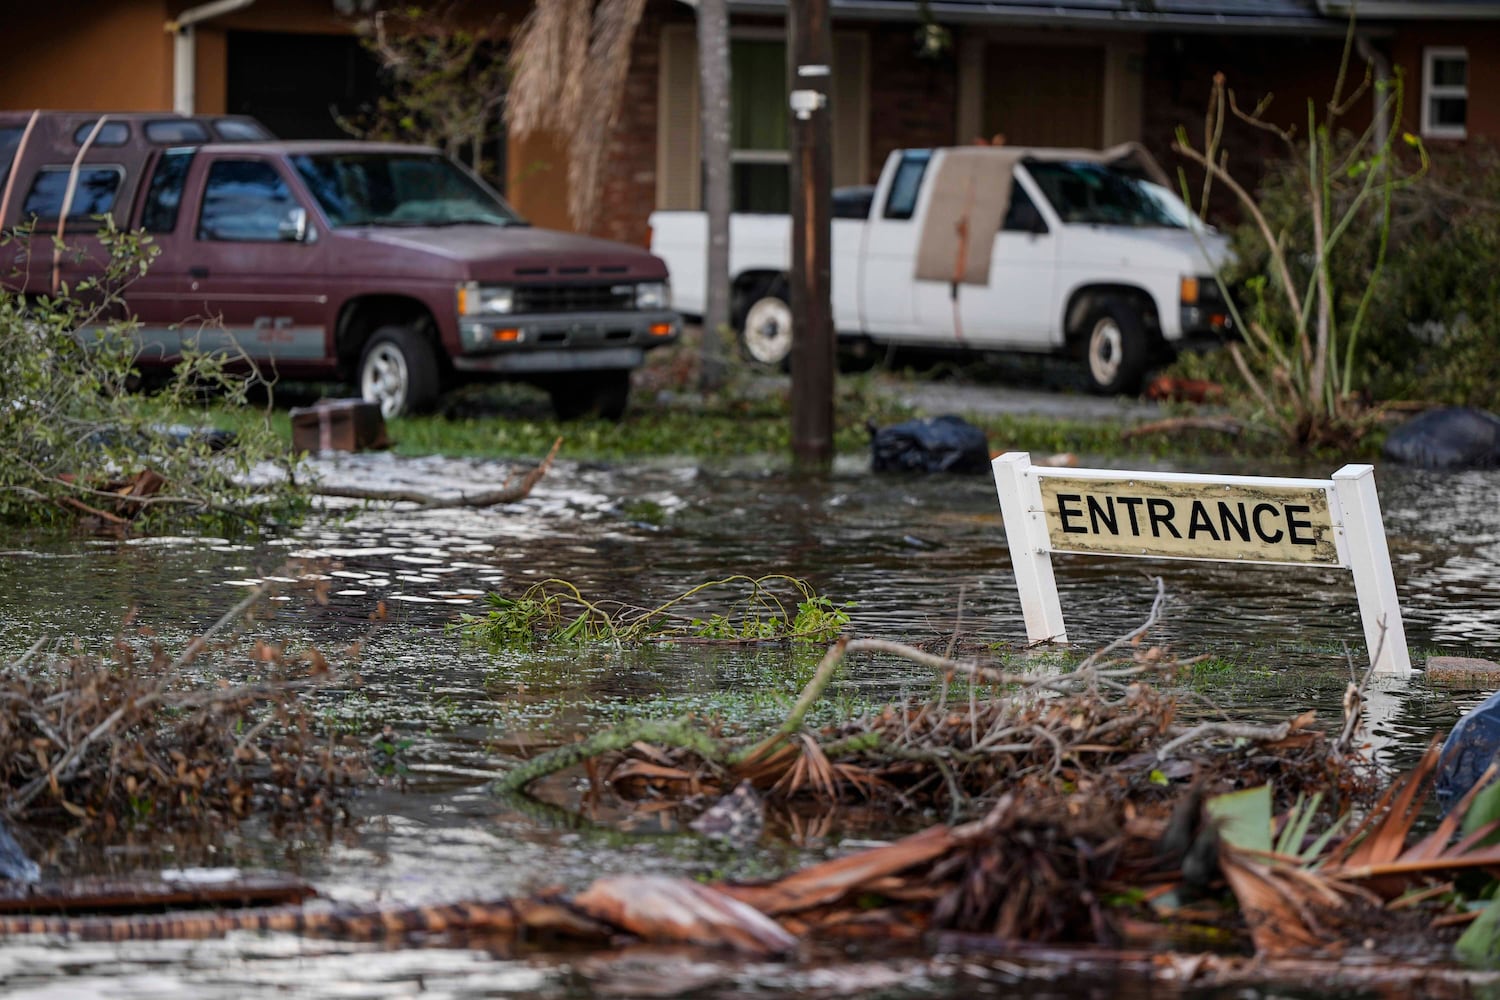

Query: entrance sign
[[992, 453, 1411, 676]]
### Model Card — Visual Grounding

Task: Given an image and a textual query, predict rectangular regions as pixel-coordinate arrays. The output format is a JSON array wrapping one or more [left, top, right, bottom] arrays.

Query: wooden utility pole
[[787, 0, 834, 469], [696, 0, 730, 392]]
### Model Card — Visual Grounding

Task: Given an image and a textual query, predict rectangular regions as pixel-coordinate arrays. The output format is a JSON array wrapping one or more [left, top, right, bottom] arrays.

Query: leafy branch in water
[[459, 575, 854, 649], [0, 224, 309, 532]]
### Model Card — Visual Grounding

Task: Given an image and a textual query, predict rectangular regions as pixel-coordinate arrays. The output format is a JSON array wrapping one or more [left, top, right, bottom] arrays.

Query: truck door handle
[[188, 267, 210, 279]]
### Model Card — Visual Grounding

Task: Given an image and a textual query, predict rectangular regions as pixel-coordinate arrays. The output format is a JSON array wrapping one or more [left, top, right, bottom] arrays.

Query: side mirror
[[278, 207, 310, 243]]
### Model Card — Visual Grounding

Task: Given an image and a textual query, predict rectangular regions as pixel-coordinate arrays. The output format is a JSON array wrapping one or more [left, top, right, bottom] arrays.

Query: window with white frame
[[1422, 47, 1468, 140]]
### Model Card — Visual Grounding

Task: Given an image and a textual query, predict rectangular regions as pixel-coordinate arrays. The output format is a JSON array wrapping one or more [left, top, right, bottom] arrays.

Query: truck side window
[[0, 126, 22, 191], [883, 151, 931, 221], [21, 166, 125, 226], [146, 120, 211, 145], [1002, 185, 1048, 234], [72, 121, 131, 146], [141, 149, 196, 233], [198, 160, 295, 242]]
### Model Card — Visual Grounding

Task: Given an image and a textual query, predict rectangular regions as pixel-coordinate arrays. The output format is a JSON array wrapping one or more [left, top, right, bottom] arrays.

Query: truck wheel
[[1082, 298, 1150, 396], [738, 278, 793, 369], [359, 325, 440, 418], [549, 370, 631, 421]]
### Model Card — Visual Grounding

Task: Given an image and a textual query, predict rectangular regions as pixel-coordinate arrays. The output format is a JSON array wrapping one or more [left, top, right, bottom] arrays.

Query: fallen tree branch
[[498, 718, 728, 794], [316, 437, 562, 507], [1156, 720, 1292, 760], [1121, 416, 1248, 440]]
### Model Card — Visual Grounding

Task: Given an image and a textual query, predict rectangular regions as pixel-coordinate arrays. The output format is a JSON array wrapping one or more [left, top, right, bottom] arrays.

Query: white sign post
[[991, 452, 1411, 676]]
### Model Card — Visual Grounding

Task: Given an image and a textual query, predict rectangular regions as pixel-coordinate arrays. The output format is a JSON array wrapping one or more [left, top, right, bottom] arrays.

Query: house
[[1, 0, 1496, 247]]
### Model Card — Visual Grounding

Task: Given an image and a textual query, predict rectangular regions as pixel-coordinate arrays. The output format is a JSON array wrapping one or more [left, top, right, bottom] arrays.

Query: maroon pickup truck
[[1, 111, 679, 418]]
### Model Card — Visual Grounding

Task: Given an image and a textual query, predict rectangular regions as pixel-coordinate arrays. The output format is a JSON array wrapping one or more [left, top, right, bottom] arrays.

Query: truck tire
[[549, 370, 631, 421], [738, 277, 793, 369], [358, 325, 441, 418], [1081, 298, 1150, 396]]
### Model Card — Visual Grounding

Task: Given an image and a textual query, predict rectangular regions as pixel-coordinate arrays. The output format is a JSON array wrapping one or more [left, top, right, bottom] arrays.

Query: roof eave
[[729, 0, 1355, 34], [1317, 0, 1500, 17]]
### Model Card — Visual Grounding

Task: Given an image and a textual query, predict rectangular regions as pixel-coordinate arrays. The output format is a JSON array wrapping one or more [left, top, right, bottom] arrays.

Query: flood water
[[1, 446, 1497, 998]]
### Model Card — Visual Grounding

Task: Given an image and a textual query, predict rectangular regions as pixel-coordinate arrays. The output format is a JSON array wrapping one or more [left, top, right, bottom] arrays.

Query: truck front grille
[[514, 283, 635, 313]]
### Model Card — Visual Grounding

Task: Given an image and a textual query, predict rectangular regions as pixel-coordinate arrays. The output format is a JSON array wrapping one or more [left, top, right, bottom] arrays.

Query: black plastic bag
[[1382, 407, 1500, 469], [870, 415, 990, 474]]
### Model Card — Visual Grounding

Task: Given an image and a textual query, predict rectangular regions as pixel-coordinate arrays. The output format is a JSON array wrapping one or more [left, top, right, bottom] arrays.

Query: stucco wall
[[0, 0, 173, 112]]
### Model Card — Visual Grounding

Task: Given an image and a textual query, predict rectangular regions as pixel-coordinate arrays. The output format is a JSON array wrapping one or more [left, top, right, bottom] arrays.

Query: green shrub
[[0, 225, 308, 531], [1228, 140, 1500, 411]]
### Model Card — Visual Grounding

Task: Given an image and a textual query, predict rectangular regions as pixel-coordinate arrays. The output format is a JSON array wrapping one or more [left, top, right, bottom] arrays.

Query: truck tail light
[[650, 323, 674, 337]]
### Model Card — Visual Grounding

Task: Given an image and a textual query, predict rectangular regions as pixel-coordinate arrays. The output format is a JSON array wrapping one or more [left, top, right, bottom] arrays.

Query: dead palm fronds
[[1212, 742, 1500, 957], [509, 0, 649, 228]]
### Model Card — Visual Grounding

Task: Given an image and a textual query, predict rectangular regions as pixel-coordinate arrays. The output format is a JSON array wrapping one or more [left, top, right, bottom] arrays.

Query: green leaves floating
[[460, 575, 854, 649]]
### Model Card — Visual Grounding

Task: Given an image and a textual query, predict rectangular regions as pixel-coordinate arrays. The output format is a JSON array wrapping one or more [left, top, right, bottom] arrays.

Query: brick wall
[[590, 3, 673, 246], [1141, 32, 1354, 224], [867, 25, 958, 183]]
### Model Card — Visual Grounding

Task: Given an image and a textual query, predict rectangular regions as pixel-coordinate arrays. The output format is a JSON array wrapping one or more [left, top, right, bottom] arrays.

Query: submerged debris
[[0, 571, 365, 836]]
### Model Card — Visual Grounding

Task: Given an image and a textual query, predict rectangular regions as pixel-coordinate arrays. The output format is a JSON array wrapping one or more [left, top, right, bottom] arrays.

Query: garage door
[[983, 43, 1104, 149]]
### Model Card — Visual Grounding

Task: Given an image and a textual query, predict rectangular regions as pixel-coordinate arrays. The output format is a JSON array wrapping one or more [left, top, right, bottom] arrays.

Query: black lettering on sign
[[1286, 504, 1316, 545], [1218, 501, 1250, 542], [1118, 496, 1144, 536], [1057, 494, 1087, 534], [1252, 503, 1284, 543], [1187, 500, 1220, 541], [1087, 495, 1117, 535], [1147, 498, 1181, 539]]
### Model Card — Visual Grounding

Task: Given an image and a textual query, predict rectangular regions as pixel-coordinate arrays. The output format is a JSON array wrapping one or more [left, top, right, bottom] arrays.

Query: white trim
[[730, 149, 791, 165], [992, 453, 1068, 643], [1421, 46, 1468, 140], [991, 453, 1412, 675]]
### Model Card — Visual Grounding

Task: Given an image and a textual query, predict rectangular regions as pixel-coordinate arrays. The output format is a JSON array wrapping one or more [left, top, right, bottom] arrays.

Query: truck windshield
[[1024, 160, 1185, 229], [290, 152, 521, 228]]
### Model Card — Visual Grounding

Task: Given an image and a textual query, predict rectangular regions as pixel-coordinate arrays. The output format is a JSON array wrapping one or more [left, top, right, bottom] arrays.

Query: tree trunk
[[696, 0, 731, 392]]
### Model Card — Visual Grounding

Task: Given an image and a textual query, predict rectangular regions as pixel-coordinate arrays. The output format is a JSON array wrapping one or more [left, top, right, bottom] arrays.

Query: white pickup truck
[[649, 144, 1232, 394]]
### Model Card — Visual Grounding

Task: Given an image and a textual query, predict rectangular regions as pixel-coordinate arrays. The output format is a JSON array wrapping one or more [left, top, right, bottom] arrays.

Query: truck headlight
[[635, 281, 669, 310], [458, 282, 514, 316]]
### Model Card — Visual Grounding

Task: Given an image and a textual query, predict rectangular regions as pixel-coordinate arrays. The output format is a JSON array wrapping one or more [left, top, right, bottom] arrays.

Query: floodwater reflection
[[0, 452, 1496, 997]]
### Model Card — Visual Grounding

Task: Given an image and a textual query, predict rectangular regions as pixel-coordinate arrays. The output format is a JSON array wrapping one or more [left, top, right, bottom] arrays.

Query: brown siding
[[868, 26, 958, 183], [509, 130, 574, 232], [1389, 22, 1500, 145], [0, 0, 172, 112]]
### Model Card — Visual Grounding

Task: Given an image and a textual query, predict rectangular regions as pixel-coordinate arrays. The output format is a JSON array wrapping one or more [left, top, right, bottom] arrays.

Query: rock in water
[[1382, 407, 1500, 469], [690, 780, 765, 846], [870, 415, 990, 474]]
